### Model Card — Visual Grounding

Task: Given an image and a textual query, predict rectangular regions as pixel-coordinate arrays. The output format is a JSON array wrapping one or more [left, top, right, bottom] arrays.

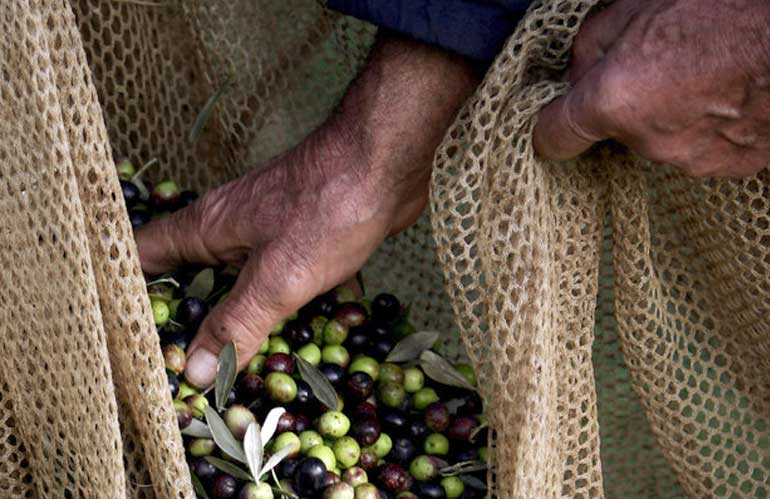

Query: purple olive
[[351, 415, 381, 446], [264, 353, 294, 375], [376, 464, 413, 493], [424, 402, 450, 432]]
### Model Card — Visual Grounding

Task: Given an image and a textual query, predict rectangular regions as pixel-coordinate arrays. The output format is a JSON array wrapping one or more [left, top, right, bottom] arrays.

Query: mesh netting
[[0, 0, 768, 497]]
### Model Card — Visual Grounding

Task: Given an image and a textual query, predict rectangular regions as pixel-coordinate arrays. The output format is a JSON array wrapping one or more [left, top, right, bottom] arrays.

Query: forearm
[[302, 32, 479, 230]]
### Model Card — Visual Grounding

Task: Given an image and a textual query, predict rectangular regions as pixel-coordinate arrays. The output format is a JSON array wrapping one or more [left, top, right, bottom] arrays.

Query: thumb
[[532, 62, 612, 161], [183, 244, 319, 388]]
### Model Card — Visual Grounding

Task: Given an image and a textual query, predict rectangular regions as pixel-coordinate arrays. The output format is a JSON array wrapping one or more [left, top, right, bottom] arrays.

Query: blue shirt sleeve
[[327, 0, 532, 63]]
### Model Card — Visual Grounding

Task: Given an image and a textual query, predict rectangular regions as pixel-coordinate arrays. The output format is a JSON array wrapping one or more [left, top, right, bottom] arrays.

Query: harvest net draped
[[0, 0, 767, 497]]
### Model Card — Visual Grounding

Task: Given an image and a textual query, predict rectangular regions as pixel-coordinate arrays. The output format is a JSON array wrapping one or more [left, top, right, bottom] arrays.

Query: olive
[[333, 435, 361, 469], [323, 482, 355, 499], [319, 363, 346, 389], [224, 405, 257, 440], [380, 408, 408, 437], [317, 411, 351, 439], [454, 364, 477, 387], [300, 430, 324, 454], [307, 444, 337, 471], [294, 413, 312, 433], [116, 158, 136, 180], [276, 412, 297, 434], [424, 433, 450, 456], [344, 327, 370, 354], [272, 432, 301, 457], [324, 470, 341, 487], [456, 391, 483, 417], [413, 387, 440, 411], [284, 320, 313, 348], [302, 292, 337, 319], [174, 400, 192, 429], [323, 345, 351, 368], [386, 438, 416, 466], [184, 394, 209, 419], [293, 457, 327, 497], [190, 457, 217, 484], [189, 438, 216, 457], [376, 464, 413, 493], [371, 293, 401, 323], [368, 432, 393, 459], [179, 190, 199, 208], [246, 354, 266, 375], [323, 319, 349, 345], [342, 467, 368, 487], [354, 483, 380, 499], [411, 481, 446, 499], [268, 337, 291, 355], [297, 343, 322, 367], [334, 302, 367, 328], [211, 474, 238, 499], [276, 457, 299, 480], [151, 180, 181, 211], [265, 372, 298, 403], [402, 368, 424, 394], [264, 353, 294, 375], [351, 415, 381, 446], [378, 364, 404, 385], [177, 381, 197, 401], [152, 299, 170, 326], [120, 180, 141, 208], [440, 476, 464, 499], [176, 297, 209, 332], [378, 383, 406, 409], [348, 357, 379, 382], [447, 416, 479, 443], [357, 447, 379, 471], [368, 339, 395, 362], [167, 372, 180, 399], [424, 403, 450, 432], [406, 419, 429, 442], [353, 400, 377, 417], [237, 374, 265, 405], [129, 209, 151, 228], [292, 379, 318, 412], [162, 328, 192, 351], [449, 446, 478, 463], [408, 455, 441, 481], [346, 372, 375, 400], [395, 493, 418, 499]]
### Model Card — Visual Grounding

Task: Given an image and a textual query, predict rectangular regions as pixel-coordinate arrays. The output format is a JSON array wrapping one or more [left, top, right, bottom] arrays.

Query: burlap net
[[0, 0, 767, 497]]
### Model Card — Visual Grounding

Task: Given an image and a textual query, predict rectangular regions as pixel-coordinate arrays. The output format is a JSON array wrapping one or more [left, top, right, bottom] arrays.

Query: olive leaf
[[419, 351, 477, 391], [294, 354, 338, 410], [215, 341, 238, 411], [191, 472, 210, 499], [271, 487, 299, 499], [145, 277, 180, 288], [386, 331, 440, 363], [189, 78, 232, 143], [180, 418, 213, 439], [204, 406, 246, 463], [439, 460, 488, 476], [259, 440, 300, 479], [186, 268, 215, 300], [260, 407, 285, 445], [445, 398, 466, 415], [459, 474, 488, 490], [133, 177, 150, 202], [244, 422, 263, 483], [355, 271, 366, 297], [204, 456, 254, 481]]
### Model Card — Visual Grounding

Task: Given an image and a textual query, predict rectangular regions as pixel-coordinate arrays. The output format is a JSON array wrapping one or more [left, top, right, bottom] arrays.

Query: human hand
[[533, 0, 770, 177], [136, 34, 477, 387]]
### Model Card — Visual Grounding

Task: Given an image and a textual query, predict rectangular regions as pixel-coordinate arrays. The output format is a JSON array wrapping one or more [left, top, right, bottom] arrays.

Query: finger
[[568, 0, 641, 82], [533, 62, 613, 160], [135, 202, 218, 275], [183, 243, 320, 388]]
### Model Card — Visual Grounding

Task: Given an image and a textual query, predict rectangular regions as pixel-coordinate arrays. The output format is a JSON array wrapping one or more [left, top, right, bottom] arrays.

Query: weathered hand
[[136, 34, 477, 387], [533, 0, 770, 177]]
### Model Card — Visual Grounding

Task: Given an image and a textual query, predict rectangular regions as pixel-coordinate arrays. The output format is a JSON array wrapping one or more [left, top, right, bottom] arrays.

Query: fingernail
[[185, 349, 218, 388]]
